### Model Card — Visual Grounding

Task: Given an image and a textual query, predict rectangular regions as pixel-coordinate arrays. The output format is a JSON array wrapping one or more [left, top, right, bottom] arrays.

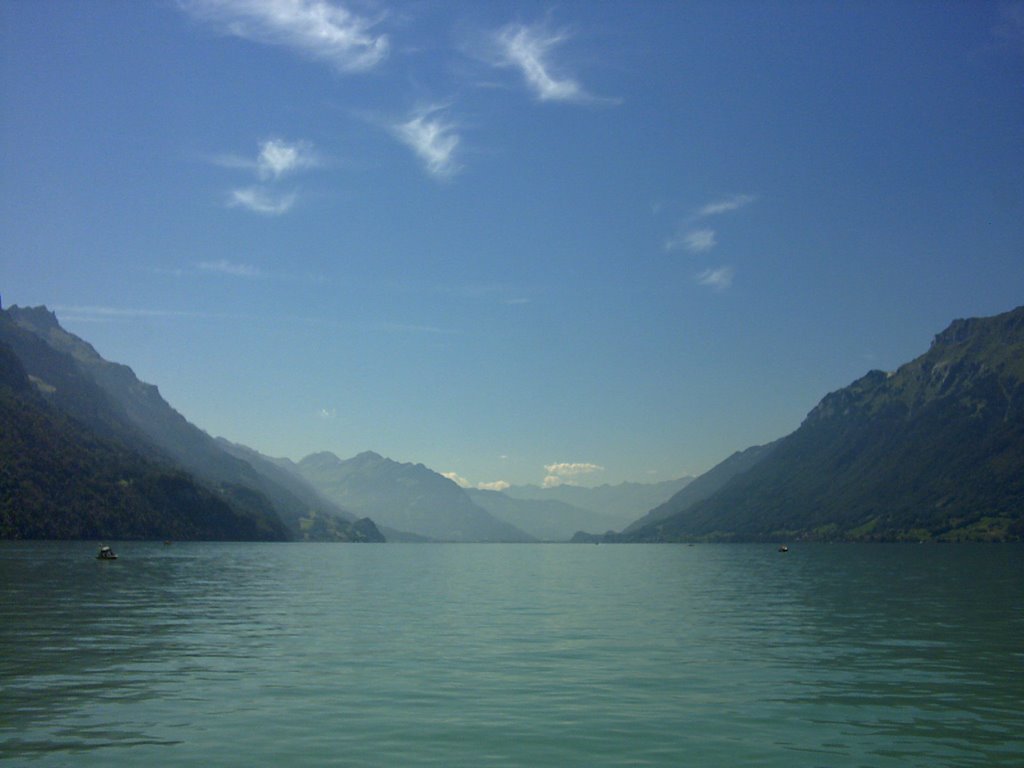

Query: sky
[[2, 1, 1023, 490]]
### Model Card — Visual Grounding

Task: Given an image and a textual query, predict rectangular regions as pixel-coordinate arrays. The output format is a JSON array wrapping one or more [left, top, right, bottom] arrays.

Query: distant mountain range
[[1, 305, 382, 542], [612, 306, 1024, 542], [497, 479, 692, 536], [290, 451, 535, 542], [4, 301, 1021, 543]]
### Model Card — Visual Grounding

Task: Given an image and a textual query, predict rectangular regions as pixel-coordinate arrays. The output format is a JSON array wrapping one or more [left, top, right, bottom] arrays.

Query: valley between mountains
[[2, 302, 1022, 542]]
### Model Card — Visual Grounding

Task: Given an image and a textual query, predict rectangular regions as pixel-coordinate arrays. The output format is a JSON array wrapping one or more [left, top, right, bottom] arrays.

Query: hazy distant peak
[[353, 450, 384, 462], [298, 451, 343, 468]]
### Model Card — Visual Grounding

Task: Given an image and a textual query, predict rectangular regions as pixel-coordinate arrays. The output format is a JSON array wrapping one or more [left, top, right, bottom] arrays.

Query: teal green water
[[1, 542, 1022, 766]]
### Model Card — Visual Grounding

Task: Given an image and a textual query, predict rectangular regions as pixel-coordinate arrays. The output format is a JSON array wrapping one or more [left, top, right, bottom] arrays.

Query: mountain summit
[[295, 451, 534, 542], [1, 305, 382, 542], [625, 306, 1024, 542]]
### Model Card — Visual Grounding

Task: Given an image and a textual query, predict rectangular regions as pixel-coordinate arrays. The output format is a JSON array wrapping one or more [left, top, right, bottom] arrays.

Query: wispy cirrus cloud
[[256, 138, 317, 179], [663, 194, 756, 291], [53, 305, 253, 323], [494, 22, 583, 102], [542, 461, 604, 487], [391, 106, 461, 178], [213, 138, 318, 178], [218, 138, 315, 214], [477, 480, 510, 491], [696, 193, 757, 219], [228, 186, 297, 215], [696, 266, 735, 291], [666, 227, 717, 253], [181, 0, 389, 72], [197, 259, 264, 277], [490, 21, 614, 105]]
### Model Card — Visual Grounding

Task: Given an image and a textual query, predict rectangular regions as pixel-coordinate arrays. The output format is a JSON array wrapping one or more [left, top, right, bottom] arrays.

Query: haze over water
[[2, 542, 1022, 766]]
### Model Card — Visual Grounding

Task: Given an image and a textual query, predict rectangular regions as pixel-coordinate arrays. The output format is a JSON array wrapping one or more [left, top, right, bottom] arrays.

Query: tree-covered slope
[[621, 442, 778, 535], [1, 342, 288, 541], [629, 306, 1024, 542], [4, 305, 378, 542]]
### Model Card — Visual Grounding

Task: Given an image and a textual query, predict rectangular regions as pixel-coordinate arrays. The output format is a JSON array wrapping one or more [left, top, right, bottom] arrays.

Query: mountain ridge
[[623, 306, 1024, 542], [2, 305, 382, 542], [293, 450, 535, 542]]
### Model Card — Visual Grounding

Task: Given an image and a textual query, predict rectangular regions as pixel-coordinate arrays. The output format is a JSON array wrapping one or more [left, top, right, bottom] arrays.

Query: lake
[[1, 542, 1022, 766]]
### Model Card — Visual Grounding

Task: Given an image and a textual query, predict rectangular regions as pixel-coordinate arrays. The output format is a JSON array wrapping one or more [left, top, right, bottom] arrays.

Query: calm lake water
[[1, 542, 1022, 767]]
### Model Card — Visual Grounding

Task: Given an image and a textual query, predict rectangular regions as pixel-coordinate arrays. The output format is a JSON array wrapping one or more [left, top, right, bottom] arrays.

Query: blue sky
[[2, 1, 1023, 489]]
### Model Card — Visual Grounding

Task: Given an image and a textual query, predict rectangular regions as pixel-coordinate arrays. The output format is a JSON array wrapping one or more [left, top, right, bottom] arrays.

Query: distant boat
[[777, 545, 789, 553], [97, 545, 118, 560]]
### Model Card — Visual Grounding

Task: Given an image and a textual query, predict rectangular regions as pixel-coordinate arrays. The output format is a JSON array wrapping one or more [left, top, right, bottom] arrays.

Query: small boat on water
[[97, 545, 118, 560], [777, 545, 789, 553]]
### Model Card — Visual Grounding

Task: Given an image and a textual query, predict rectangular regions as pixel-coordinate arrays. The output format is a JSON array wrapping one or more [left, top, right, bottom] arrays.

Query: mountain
[[294, 451, 535, 542], [1, 338, 288, 540], [621, 443, 778, 534], [465, 489, 605, 542], [502, 477, 694, 532], [626, 306, 1024, 542], [2, 305, 382, 542]]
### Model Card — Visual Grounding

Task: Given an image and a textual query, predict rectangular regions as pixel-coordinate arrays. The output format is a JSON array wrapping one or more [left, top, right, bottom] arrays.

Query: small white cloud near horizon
[[542, 461, 604, 487], [494, 22, 587, 103], [442, 471, 471, 488], [181, 0, 389, 73], [318, 407, 337, 420], [197, 259, 263, 277], [477, 480, 510, 491], [229, 186, 297, 215], [696, 266, 735, 290], [392, 106, 461, 178]]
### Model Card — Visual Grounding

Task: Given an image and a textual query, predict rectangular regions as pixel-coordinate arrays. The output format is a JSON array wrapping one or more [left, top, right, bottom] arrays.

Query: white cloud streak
[[442, 471, 470, 488], [696, 194, 757, 219], [683, 229, 717, 252], [392, 107, 461, 178], [257, 138, 317, 179], [477, 480, 510, 491], [197, 259, 263, 277], [182, 0, 389, 72], [216, 139, 315, 214], [53, 305, 254, 323], [542, 462, 604, 487], [213, 138, 318, 178], [666, 228, 717, 253], [229, 186, 297, 215], [495, 22, 586, 103], [696, 266, 735, 290]]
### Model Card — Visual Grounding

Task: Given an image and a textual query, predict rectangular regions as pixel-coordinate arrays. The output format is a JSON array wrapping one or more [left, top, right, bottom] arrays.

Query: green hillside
[[628, 307, 1024, 542]]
